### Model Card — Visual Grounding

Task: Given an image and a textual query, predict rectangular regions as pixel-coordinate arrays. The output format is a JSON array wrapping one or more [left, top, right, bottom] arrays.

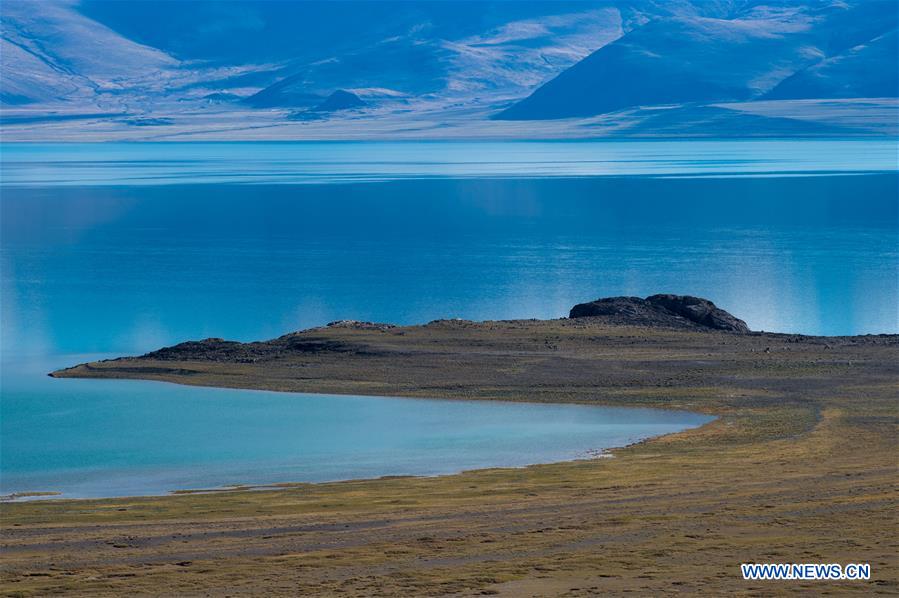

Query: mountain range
[[1, 0, 896, 140]]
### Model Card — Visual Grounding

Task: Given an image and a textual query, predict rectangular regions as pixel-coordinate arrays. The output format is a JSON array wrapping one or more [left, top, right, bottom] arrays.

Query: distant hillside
[[1, 0, 896, 139], [765, 29, 898, 100], [496, 1, 898, 120]]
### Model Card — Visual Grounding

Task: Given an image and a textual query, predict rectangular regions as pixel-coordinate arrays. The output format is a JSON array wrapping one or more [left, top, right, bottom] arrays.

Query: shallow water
[[1, 140, 895, 498], [1, 357, 713, 499]]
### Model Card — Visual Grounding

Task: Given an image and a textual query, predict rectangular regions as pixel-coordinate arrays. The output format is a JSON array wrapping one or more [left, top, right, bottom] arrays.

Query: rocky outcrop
[[569, 294, 750, 333], [325, 320, 395, 331], [80, 296, 747, 371], [138, 334, 363, 363]]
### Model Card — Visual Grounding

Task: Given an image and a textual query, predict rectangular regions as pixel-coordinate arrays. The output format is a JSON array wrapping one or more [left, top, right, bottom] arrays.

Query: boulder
[[570, 294, 749, 333]]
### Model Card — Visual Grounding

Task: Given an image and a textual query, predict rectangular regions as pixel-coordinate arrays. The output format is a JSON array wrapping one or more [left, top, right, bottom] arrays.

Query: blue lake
[[1, 357, 712, 499], [1, 140, 896, 498]]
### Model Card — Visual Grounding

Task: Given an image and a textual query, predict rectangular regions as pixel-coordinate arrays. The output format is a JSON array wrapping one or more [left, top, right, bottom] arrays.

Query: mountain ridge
[[496, 1, 898, 120], [1, 0, 895, 140]]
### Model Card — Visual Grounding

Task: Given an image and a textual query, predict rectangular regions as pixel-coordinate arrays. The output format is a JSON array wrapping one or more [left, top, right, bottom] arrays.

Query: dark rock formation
[[141, 338, 274, 362], [139, 334, 364, 363], [569, 294, 750, 333], [646, 294, 750, 333]]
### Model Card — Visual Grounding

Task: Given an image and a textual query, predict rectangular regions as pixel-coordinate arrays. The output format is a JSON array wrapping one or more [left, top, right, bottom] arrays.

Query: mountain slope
[[0, 0, 177, 105], [765, 29, 898, 100], [243, 4, 626, 109], [1, 0, 896, 139], [496, 1, 898, 120]]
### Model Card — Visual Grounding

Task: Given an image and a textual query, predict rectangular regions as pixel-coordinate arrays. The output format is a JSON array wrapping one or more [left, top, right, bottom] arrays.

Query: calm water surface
[[2, 357, 712, 499], [1, 140, 896, 498]]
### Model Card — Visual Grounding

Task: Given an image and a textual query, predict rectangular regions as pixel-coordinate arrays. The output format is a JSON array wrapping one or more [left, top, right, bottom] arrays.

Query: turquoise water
[[1, 357, 712, 499], [1, 140, 896, 498]]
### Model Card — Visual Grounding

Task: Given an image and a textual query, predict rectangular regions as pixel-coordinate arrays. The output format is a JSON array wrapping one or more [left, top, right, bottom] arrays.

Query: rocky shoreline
[[50, 294, 893, 379]]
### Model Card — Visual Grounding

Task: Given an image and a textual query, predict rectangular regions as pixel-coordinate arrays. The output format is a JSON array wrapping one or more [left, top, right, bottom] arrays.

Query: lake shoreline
[[0, 386, 714, 503], [6, 316, 898, 594]]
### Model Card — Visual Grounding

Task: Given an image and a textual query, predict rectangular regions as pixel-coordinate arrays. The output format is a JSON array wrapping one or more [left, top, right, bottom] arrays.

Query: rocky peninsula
[[51, 294, 755, 383]]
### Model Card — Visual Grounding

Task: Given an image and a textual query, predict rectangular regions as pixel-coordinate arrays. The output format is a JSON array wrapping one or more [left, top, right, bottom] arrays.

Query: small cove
[[1, 356, 713, 500]]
